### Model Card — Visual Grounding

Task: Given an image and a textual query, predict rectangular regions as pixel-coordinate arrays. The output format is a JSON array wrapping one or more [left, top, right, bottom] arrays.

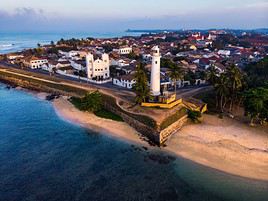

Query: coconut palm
[[205, 65, 219, 86], [226, 64, 243, 111], [215, 74, 229, 112], [134, 63, 150, 104], [168, 64, 184, 95]]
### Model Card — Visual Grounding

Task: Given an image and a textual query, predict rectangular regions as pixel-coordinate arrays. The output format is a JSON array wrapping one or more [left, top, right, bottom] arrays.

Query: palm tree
[[168, 64, 184, 96], [215, 74, 229, 112], [205, 65, 219, 86], [226, 64, 243, 111], [134, 63, 150, 104]]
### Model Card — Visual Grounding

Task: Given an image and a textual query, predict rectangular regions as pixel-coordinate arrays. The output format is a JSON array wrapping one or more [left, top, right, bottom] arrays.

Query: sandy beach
[[52, 96, 268, 181], [52, 96, 148, 146]]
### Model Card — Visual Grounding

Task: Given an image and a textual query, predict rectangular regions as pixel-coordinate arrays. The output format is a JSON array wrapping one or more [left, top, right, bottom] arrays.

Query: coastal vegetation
[[70, 91, 124, 122], [168, 63, 184, 94], [188, 110, 202, 123], [203, 57, 268, 125]]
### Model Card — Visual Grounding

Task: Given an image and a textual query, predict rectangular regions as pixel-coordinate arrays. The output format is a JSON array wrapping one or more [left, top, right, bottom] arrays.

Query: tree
[[215, 74, 229, 112], [244, 87, 268, 125], [205, 65, 219, 86], [244, 56, 268, 88], [80, 91, 103, 112], [168, 64, 184, 95], [184, 70, 196, 85], [134, 63, 150, 104], [226, 64, 243, 111]]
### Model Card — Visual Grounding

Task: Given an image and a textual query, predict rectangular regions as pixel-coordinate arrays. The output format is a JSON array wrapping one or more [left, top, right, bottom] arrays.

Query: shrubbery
[[188, 110, 202, 123], [70, 91, 123, 122]]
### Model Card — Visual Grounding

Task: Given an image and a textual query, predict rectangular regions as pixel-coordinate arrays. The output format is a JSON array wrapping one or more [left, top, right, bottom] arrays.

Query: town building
[[23, 56, 48, 69], [113, 74, 136, 89], [114, 46, 133, 55], [86, 53, 110, 80]]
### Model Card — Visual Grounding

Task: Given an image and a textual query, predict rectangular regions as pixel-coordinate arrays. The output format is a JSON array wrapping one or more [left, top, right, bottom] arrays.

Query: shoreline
[[52, 96, 149, 147], [53, 96, 268, 181]]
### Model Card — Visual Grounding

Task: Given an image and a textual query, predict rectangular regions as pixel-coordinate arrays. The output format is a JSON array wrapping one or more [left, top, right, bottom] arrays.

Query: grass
[[160, 107, 188, 130], [94, 109, 124, 122], [70, 96, 124, 122], [102, 94, 157, 129]]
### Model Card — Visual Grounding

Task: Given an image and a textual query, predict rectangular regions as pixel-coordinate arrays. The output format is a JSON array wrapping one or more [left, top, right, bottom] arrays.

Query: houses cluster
[[4, 30, 268, 90]]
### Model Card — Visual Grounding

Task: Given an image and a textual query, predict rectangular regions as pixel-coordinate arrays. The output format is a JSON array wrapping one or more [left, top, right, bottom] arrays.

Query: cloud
[[0, 8, 49, 32], [0, 6, 267, 33]]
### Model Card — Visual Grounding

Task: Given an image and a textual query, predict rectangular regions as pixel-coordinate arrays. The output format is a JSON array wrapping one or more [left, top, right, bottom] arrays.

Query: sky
[[0, 0, 267, 32]]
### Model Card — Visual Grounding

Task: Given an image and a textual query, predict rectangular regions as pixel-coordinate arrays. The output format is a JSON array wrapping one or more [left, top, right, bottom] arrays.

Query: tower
[[86, 53, 94, 79], [150, 46, 161, 96]]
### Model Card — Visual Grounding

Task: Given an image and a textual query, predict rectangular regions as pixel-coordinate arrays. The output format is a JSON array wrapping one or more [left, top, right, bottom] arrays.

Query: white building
[[23, 56, 48, 69], [113, 74, 136, 89], [150, 46, 161, 96], [7, 53, 24, 60], [111, 59, 130, 67], [70, 60, 86, 71], [41, 60, 71, 72], [86, 53, 110, 80], [218, 50, 231, 57], [114, 46, 133, 55], [59, 50, 79, 59]]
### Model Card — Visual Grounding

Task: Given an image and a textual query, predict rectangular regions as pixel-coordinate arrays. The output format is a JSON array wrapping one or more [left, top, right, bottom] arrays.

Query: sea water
[[0, 32, 144, 54], [0, 84, 268, 201]]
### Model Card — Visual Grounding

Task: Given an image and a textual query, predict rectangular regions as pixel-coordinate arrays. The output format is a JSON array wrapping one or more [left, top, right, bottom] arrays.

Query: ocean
[[0, 83, 268, 201], [0, 32, 144, 54]]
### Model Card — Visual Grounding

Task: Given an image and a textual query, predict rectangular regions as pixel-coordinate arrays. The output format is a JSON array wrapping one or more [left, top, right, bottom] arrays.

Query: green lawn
[[70, 96, 124, 122], [94, 109, 124, 122]]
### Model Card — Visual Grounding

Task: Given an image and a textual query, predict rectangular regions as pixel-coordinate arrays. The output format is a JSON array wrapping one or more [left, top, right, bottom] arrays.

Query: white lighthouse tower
[[150, 46, 161, 96]]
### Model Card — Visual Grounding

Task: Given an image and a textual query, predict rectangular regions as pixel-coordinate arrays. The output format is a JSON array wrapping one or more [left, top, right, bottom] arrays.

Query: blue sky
[[0, 0, 267, 32]]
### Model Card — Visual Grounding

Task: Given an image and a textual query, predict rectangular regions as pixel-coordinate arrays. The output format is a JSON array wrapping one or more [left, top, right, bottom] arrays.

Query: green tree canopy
[[134, 63, 150, 104], [243, 87, 268, 124], [80, 91, 103, 112]]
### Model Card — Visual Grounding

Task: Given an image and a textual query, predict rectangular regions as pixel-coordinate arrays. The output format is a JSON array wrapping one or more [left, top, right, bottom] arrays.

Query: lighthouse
[[150, 46, 161, 96]]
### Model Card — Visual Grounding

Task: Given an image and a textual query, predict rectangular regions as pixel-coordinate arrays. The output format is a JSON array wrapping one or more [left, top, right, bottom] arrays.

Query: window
[[155, 61, 157, 64]]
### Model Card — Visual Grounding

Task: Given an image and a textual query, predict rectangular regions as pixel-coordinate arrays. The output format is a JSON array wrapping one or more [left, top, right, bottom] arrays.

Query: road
[[0, 61, 211, 100]]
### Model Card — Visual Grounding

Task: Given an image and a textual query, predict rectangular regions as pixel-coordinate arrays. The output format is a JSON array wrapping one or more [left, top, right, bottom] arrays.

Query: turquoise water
[[0, 32, 143, 54], [0, 83, 268, 201]]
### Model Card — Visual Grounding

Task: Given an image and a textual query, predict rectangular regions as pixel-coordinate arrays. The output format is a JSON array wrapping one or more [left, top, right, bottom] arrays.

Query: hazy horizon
[[0, 0, 268, 33]]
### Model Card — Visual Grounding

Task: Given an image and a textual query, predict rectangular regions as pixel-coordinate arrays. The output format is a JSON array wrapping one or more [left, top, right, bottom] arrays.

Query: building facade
[[150, 46, 161, 96], [86, 53, 110, 80], [23, 56, 48, 69]]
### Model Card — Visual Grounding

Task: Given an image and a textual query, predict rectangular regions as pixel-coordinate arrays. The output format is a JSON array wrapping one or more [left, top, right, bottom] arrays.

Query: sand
[[52, 96, 268, 181], [52, 96, 148, 146]]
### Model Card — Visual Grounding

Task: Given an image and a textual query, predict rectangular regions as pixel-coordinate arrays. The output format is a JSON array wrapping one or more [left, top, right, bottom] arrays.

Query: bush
[[80, 91, 102, 112], [188, 110, 202, 123]]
